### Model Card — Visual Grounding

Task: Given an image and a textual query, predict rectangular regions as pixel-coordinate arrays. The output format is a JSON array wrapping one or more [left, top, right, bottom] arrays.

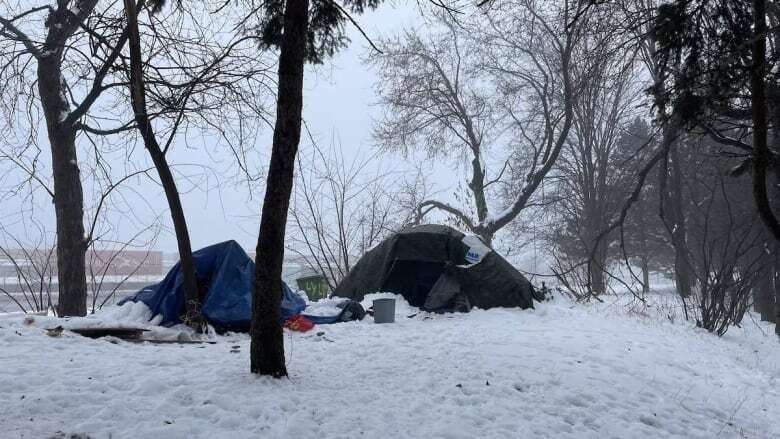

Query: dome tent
[[333, 224, 540, 312]]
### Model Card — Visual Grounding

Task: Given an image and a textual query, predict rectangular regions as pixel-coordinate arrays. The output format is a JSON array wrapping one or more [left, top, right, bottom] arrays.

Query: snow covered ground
[[1, 293, 778, 439]]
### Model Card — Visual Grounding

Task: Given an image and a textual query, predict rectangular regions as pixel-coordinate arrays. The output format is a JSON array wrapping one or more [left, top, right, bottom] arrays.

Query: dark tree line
[[552, 0, 780, 335], [649, 0, 780, 333]]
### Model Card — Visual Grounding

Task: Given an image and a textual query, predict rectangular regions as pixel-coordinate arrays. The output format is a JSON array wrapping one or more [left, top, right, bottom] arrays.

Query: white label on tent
[[462, 235, 491, 265]]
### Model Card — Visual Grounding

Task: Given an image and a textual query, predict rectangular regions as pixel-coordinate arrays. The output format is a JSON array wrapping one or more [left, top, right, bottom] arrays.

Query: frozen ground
[[0, 293, 778, 439]]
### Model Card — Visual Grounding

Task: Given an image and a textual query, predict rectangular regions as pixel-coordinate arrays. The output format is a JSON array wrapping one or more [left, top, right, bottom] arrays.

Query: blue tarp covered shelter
[[120, 240, 305, 332]]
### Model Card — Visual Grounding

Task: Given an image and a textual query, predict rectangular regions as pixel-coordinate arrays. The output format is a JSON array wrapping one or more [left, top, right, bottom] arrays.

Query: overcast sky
[[162, 3, 478, 254], [177, 4, 435, 252], [2, 3, 458, 253], [0, 2, 557, 277]]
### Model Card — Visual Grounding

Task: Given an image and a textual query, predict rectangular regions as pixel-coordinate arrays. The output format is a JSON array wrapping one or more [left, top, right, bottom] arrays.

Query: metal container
[[372, 298, 396, 324]]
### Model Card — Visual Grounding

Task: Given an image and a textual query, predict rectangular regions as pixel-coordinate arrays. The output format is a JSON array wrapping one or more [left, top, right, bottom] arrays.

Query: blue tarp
[[120, 240, 306, 331]]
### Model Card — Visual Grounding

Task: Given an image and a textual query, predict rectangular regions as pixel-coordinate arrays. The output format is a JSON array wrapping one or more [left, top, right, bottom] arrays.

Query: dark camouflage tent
[[333, 224, 541, 312]]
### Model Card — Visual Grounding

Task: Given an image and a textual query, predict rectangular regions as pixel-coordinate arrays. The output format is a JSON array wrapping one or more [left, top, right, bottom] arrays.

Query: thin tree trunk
[[669, 146, 693, 298], [589, 240, 607, 296], [755, 264, 775, 321], [123, 0, 203, 330], [38, 56, 87, 317], [659, 139, 693, 299], [774, 257, 780, 336], [637, 210, 651, 295], [250, 0, 309, 377]]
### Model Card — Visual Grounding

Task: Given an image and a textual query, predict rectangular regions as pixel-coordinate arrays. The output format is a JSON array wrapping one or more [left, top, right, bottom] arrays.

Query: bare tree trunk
[[589, 261, 606, 296], [636, 210, 651, 294], [755, 265, 775, 321], [748, 236, 775, 321], [250, 0, 309, 377], [38, 56, 87, 317], [669, 146, 693, 298], [589, 238, 607, 296], [123, 0, 203, 330], [774, 257, 780, 336], [659, 135, 693, 299]]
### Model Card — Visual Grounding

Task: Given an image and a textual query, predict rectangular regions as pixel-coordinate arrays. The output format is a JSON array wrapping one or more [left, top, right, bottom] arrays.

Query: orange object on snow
[[284, 315, 315, 332]]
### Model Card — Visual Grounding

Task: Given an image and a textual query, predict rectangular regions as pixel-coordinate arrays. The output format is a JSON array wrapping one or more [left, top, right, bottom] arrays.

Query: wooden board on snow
[[67, 327, 148, 340]]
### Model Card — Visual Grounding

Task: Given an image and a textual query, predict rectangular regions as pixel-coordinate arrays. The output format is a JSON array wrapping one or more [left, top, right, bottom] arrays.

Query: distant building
[[0, 249, 163, 279], [86, 250, 163, 277]]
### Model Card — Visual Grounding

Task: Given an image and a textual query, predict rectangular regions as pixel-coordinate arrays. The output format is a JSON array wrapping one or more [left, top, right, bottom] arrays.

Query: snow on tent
[[120, 240, 305, 332], [333, 224, 541, 312]]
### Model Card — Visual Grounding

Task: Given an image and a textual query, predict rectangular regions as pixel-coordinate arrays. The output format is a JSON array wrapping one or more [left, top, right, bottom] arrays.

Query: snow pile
[[302, 298, 349, 317], [0, 294, 778, 439]]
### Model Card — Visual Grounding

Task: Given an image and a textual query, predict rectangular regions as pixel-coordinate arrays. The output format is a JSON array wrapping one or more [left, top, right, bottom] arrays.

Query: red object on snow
[[284, 315, 315, 332]]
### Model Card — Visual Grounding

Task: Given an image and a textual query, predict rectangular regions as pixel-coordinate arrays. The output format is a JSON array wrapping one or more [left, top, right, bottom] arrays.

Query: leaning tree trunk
[[123, 0, 203, 330], [38, 56, 87, 317], [250, 0, 310, 377]]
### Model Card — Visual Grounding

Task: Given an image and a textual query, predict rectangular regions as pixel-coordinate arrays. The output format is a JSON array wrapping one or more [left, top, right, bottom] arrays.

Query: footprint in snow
[[639, 414, 660, 427]]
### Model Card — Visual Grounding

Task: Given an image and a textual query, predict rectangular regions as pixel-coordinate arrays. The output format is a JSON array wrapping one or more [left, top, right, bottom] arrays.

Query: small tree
[[617, 119, 674, 294], [683, 149, 768, 335], [551, 27, 642, 296], [289, 143, 410, 290], [0, 223, 56, 314]]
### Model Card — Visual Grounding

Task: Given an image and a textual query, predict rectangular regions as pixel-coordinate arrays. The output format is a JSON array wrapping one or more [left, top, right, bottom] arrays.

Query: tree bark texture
[[38, 24, 88, 317], [250, 0, 310, 376]]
